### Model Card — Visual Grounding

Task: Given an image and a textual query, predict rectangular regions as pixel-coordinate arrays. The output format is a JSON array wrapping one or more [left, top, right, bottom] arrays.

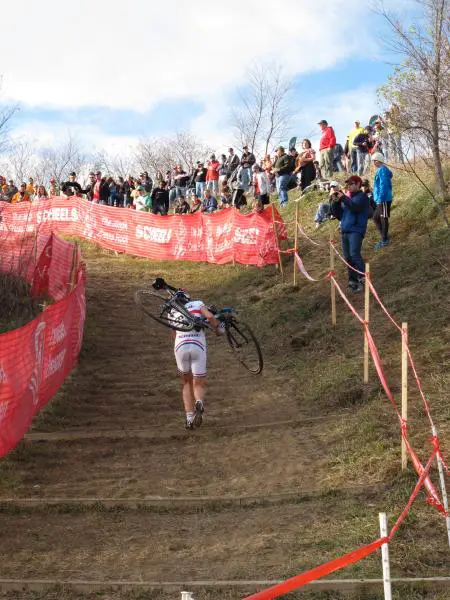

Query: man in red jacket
[[318, 119, 336, 180], [206, 154, 220, 195]]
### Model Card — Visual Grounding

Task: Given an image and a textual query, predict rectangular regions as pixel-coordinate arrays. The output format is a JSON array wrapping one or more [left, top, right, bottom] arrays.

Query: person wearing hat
[[330, 174, 370, 292], [371, 152, 393, 249], [61, 172, 83, 197], [193, 161, 207, 199], [134, 185, 150, 211], [225, 147, 240, 180], [273, 146, 293, 207], [318, 119, 336, 180], [238, 145, 256, 191], [352, 126, 374, 176]]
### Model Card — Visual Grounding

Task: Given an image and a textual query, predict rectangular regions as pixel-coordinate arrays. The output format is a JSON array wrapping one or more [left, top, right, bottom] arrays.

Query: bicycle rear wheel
[[134, 289, 194, 332], [226, 319, 263, 374]]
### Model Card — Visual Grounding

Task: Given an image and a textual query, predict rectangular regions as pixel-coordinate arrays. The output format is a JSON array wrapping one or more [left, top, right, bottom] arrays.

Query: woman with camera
[[330, 174, 370, 292]]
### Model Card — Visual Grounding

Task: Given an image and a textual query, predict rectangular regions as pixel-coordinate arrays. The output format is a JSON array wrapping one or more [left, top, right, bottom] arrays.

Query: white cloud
[[1, 0, 376, 111]]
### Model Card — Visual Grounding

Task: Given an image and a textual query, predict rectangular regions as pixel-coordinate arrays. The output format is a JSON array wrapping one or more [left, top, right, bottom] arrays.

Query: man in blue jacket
[[330, 175, 369, 292], [371, 152, 393, 249]]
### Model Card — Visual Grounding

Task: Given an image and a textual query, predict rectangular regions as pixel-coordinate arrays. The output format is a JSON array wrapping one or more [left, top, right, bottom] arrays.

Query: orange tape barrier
[[0, 233, 86, 456], [0, 198, 286, 267]]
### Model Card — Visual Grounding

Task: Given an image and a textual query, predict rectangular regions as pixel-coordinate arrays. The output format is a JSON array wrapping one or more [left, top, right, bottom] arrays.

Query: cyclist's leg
[[191, 346, 207, 407], [175, 346, 195, 424], [182, 372, 195, 414]]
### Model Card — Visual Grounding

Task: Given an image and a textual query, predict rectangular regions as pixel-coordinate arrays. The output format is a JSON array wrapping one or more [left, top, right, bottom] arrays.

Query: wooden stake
[[379, 513, 392, 600], [364, 263, 370, 384], [293, 202, 299, 286], [70, 242, 79, 291], [330, 241, 336, 326], [271, 203, 284, 279], [401, 322, 408, 470]]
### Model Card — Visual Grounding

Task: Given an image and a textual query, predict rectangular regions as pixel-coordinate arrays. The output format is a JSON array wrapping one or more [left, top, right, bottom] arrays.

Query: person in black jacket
[[353, 126, 374, 176], [151, 181, 170, 215], [238, 146, 256, 191], [61, 172, 84, 197], [192, 161, 207, 199]]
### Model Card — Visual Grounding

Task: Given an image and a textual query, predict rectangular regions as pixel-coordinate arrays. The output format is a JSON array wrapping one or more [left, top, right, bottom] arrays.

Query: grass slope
[[0, 170, 449, 599]]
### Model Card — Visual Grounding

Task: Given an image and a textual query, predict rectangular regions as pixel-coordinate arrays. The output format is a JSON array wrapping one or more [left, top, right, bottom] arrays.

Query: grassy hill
[[0, 169, 449, 599]]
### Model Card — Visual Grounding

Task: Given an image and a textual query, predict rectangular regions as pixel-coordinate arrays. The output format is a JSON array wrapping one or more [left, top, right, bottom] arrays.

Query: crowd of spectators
[[0, 115, 397, 219]]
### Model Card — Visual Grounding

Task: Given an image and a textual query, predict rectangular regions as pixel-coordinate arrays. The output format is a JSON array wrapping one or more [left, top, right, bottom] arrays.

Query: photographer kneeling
[[330, 175, 369, 293]]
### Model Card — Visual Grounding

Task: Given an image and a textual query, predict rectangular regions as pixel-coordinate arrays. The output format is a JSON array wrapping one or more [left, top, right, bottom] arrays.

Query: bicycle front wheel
[[226, 319, 263, 374], [134, 289, 194, 332]]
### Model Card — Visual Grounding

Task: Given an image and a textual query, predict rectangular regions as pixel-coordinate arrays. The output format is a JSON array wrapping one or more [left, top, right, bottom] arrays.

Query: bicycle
[[134, 278, 263, 374]]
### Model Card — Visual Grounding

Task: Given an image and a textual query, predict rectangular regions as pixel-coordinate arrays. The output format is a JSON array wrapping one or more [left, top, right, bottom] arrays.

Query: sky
[[0, 0, 416, 160]]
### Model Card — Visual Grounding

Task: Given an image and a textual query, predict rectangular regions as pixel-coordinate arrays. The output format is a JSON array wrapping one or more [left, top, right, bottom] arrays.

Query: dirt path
[[1, 249, 445, 599]]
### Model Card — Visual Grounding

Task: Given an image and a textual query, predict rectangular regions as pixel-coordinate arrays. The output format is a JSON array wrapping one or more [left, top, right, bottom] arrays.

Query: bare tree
[[231, 62, 293, 156], [35, 134, 87, 185], [3, 140, 36, 183], [136, 131, 212, 176], [0, 77, 19, 154], [377, 0, 450, 221]]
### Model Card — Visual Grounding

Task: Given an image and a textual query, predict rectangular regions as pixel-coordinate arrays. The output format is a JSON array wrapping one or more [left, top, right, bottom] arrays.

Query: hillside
[[0, 172, 449, 600]]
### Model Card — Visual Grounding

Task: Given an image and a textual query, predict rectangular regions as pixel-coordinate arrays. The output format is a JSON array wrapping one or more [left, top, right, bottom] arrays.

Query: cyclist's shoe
[[193, 401, 204, 427], [185, 418, 195, 430]]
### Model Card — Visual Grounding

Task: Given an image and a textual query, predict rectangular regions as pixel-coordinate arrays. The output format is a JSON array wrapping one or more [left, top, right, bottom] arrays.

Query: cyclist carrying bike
[[172, 291, 224, 429]]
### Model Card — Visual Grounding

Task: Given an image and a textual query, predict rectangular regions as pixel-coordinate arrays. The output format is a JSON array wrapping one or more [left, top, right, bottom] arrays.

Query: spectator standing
[[11, 183, 31, 203], [225, 147, 240, 180], [353, 126, 374, 176], [238, 145, 256, 191], [61, 172, 83, 197], [333, 143, 345, 172], [252, 164, 270, 206], [26, 177, 36, 196], [295, 139, 316, 191], [134, 186, 150, 211], [173, 165, 189, 198], [123, 176, 135, 208], [36, 185, 48, 200], [273, 146, 293, 207], [91, 171, 109, 204], [193, 161, 207, 199], [116, 176, 125, 207], [140, 171, 153, 193], [107, 177, 118, 206], [371, 152, 393, 249], [48, 178, 59, 197], [330, 174, 369, 292], [347, 120, 365, 173], [151, 181, 170, 215], [206, 154, 220, 195], [218, 154, 228, 190], [0, 184, 11, 202], [8, 180, 18, 200], [318, 119, 336, 180]]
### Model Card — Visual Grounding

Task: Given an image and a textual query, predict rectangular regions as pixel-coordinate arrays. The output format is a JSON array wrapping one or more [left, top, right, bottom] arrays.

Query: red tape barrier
[[243, 448, 438, 600], [0, 233, 86, 457], [0, 199, 286, 267]]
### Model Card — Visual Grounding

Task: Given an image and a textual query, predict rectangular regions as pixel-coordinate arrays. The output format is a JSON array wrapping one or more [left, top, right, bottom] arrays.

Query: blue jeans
[[356, 149, 368, 175], [276, 174, 291, 205], [341, 232, 365, 283], [206, 180, 219, 195], [237, 167, 251, 191], [195, 181, 205, 198]]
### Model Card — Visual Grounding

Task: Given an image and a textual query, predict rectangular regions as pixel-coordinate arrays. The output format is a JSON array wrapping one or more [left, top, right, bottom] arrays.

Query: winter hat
[[371, 152, 385, 163]]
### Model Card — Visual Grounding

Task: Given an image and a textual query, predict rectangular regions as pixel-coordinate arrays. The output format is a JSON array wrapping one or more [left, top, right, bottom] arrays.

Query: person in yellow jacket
[[11, 183, 31, 203], [347, 120, 365, 173]]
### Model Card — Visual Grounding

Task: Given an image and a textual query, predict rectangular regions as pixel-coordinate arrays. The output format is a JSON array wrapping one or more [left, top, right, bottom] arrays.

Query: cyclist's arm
[[200, 305, 222, 334]]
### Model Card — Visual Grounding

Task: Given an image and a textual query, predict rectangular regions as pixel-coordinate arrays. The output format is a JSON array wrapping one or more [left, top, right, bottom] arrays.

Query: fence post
[[431, 425, 450, 547], [379, 513, 392, 600], [401, 323, 408, 470], [329, 241, 336, 326], [293, 201, 299, 286], [364, 263, 370, 383], [271, 203, 284, 279], [70, 242, 79, 291]]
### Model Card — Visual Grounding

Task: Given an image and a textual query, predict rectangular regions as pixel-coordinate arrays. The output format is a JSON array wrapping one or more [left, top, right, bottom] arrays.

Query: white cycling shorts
[[174, 339, 207, 378]]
